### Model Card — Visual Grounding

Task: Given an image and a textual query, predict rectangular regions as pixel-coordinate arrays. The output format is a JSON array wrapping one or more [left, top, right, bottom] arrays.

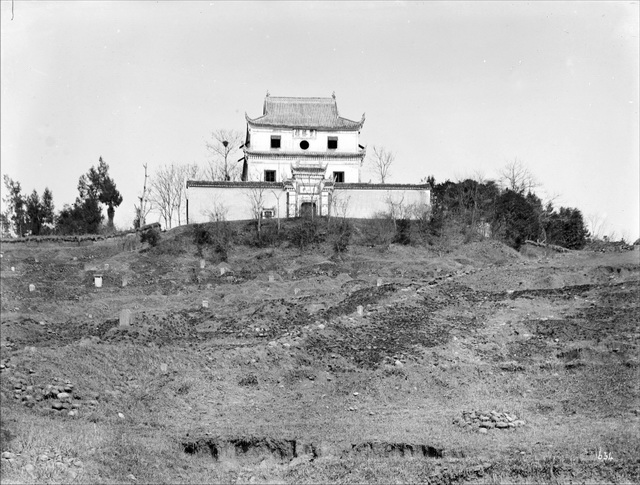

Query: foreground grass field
[[1, 222, 639, 484]]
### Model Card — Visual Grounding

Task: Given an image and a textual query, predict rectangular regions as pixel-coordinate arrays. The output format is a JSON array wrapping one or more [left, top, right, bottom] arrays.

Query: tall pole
[[222, 140, 229, 181]]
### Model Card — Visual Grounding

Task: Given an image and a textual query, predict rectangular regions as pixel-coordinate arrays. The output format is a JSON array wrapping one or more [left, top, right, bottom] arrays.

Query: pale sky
[[1, 1, 638, 240]]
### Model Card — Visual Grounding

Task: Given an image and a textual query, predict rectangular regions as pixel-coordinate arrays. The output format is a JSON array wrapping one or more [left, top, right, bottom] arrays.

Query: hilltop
[[1, 221, 639, 484]]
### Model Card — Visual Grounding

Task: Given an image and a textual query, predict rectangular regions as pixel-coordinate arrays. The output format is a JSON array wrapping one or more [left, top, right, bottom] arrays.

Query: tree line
[[2, 157, 122, 237], [428, 160, 589, 250]]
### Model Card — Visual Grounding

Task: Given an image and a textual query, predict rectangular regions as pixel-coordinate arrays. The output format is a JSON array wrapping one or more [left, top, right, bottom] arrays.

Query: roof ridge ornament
[[332, 91, 336, 99], [266, 90, 270, 97]]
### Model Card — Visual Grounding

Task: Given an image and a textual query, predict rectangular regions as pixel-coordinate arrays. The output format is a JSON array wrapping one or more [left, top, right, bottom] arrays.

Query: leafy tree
[[56, 197, 103, 235], [492, 190, 540, 249], [25, 190, 43, 236], [544, 207, 589, 249], [2, 175, 27, 236], [41, 188, 55, 233], [79, 157, 123, 228]]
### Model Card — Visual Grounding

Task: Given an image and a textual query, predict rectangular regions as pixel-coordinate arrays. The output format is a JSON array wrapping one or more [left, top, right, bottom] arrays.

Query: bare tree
[[499, 158, 538, 194], [587, 212, 609, 241], [246, 185, 266, 235], [205, 197, 229, 223], [206, 129, 244, 181], [174, 163, 202, 226], [150, 163, 203, 229], [150, 165, 178, 229], [385, 192, 408, 231], [134, 163, 153, 228], [270, 189, 284, 232], [368, 146, 395, 183]]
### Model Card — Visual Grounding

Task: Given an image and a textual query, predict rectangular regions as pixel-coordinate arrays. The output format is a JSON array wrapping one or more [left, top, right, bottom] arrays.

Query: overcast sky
[[1, 1, 638, 240]]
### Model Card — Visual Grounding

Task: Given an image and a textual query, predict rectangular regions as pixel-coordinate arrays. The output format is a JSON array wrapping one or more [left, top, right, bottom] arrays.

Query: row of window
[[270, 136, 338, 150], [264, 170, 344, 182]]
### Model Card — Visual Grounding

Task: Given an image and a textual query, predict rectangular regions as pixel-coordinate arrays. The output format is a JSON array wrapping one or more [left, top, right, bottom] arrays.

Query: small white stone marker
[[160, 363, 168, 374], [377, 278, 382, 287], [294, 288, 300, 295], [200, 259, 206, 269], [202, 300, 209, 309], [94, 275, 103, 288], [122, 277, 128, 288], [11, 267, 15, 272], [119, 309, 132, 326], [220, 267, 226, 275], [357, 305, 364, 316], [29, 284, 35, 292], [269, 274, 275, 282], [104, 263, 109, 271]]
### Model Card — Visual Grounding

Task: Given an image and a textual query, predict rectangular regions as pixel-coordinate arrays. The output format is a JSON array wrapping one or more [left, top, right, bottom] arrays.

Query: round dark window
[[299, 140, 309, 150]]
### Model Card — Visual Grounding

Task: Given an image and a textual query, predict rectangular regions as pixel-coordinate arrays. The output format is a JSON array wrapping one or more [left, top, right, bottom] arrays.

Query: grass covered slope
[[1, 221, 639, 484]]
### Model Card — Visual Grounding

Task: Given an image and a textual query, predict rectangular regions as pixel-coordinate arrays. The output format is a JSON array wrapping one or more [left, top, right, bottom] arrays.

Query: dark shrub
[[393, 218, 411, 245], [140, 227, 160, 247], [332, 221, 352, 253]]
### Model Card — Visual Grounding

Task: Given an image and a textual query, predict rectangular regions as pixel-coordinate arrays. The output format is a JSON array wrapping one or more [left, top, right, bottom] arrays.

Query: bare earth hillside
[[1, 229, 639, 484]]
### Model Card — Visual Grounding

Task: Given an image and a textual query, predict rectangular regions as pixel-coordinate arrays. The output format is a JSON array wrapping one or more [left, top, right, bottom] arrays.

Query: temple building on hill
[[186, 93, 430, 222]]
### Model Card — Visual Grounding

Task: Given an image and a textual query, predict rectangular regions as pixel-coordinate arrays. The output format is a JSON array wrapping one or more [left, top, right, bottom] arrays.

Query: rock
[[495, 422, 509, 428], [394, 360, 404, 368], [160, 363, 168, 374], [39, 454, 49, 462], [514, 420, 526, 427], [24, 463, 35, 474], [68, 410, 77, 417], [478, 428, 488, 434], [57, 392, 70, 400], [51, 401, 64, 410], [118, 412, 125, 419], [2, 451, 16, 460]]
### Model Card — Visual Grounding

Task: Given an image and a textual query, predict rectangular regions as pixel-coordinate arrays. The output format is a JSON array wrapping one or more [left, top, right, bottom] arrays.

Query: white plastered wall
[[330, 188, 431, 219], [187, 185, 288, 224]]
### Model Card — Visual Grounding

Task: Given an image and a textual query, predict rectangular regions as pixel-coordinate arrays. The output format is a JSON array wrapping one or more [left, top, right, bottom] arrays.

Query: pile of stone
[[1, 449, 84, 480], [453, 410, 525, 432], [9, 377, 99, 416]]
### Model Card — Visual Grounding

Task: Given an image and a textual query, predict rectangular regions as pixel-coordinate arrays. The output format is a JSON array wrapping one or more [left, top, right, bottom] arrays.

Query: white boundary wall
[[187, 182, 431, 223]]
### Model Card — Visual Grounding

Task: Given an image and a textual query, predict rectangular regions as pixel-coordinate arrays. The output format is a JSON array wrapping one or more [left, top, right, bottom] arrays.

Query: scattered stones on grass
[[453, 410, 525, 431]]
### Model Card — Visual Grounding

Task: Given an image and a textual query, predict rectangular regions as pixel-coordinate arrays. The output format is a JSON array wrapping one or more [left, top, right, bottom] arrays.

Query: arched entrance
[[300, 202, 316, 218]]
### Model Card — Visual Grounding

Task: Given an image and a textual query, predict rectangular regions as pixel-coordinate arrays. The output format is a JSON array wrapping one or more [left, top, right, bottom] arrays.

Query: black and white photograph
[[1, 1, 638, 483]]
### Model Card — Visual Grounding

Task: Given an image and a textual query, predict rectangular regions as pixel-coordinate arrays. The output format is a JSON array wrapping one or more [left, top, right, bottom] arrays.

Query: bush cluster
[[140, 227, 160, 247], [289, 219, 324, 249]]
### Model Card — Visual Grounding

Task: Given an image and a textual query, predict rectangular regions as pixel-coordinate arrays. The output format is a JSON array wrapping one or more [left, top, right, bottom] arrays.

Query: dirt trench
[[182, 436, 446, 463]]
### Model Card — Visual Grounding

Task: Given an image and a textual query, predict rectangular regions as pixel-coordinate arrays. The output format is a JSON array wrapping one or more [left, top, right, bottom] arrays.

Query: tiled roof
[[244, 149, 365, 160], [246, 96, 365, 130], [187, 181, 285, 189]]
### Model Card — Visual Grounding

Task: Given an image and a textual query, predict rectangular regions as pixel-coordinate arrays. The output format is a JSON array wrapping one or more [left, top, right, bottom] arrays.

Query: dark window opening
[[333, 171, 345, 183], [270, 136, 281, 149], [300, 140, 309, 150], [264, 170, 276, 182], [328, 137, 338, 150]]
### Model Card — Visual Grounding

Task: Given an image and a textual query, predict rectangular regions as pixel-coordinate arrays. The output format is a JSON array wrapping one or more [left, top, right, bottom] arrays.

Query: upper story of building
[[242, 94, 366, 182]]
